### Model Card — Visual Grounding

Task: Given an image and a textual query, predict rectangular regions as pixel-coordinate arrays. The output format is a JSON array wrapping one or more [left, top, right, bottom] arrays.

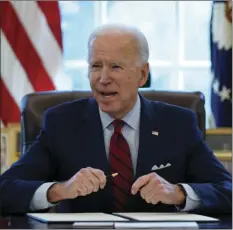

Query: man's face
[[88, 34, 149, 118]]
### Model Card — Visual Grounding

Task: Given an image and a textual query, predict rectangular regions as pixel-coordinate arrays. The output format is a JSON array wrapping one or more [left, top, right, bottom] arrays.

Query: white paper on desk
[[115, 221, 198, 229], [73, 222, 114, 228], [27, 213, 128, 223], [114, 213, 219, 222]]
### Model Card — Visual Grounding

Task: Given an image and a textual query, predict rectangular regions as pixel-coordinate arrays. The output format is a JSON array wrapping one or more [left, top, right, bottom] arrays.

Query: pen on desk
[[106, 173, 118, 178]]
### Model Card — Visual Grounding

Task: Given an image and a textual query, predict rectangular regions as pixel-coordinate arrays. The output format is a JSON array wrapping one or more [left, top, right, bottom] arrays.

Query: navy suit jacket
[[0, 95, 232, 215]]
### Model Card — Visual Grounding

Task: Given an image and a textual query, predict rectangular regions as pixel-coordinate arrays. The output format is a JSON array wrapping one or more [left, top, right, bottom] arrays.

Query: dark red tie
[[109, 119, 134, 211]]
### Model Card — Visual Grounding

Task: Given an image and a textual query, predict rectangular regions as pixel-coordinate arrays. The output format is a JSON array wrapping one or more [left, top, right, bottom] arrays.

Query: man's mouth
[[100, 92, 118, 97]]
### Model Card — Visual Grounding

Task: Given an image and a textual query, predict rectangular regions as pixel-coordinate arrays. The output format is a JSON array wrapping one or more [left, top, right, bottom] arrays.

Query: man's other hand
[[131, 172, 186, 206], [47, 167, 107, 203]]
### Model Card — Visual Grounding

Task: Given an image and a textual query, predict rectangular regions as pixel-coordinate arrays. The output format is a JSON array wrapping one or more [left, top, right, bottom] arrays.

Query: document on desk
[[114, 213, 219, 222], [27, 213, 128, 223], [115, 222, 198, 229], [73, 222, 114, 229]]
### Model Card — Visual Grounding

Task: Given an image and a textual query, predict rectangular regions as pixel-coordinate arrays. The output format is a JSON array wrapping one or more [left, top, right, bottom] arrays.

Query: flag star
[[212, 79, 220, 94], [218, 86, 231, 102]]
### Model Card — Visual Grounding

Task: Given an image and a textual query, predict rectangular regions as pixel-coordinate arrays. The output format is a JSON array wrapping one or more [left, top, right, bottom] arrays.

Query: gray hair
[[87, 24, 149, 65]]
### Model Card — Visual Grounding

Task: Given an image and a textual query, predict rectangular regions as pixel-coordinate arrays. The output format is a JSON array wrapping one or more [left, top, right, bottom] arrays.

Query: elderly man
[[0, 24, 231, 216]]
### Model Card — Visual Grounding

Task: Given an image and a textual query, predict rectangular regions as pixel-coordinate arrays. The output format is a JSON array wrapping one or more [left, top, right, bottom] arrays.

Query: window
[[58, 1, 212, 127]]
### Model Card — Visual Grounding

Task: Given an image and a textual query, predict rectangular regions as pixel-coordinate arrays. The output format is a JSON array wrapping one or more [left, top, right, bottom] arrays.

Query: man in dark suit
[[0, 24, 232, 216]]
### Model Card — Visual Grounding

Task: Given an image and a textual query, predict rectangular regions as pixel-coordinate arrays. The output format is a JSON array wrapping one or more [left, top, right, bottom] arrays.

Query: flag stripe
[[0, 77, 21, 126], [10, 1, 62, 83], [0, 1, 55, 92], [1, 31, 35, 108], [0, 1, 62, 127], [37, 1, 63, 50]]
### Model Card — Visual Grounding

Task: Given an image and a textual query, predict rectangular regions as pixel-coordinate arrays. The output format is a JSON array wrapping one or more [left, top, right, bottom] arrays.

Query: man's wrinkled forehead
[[88, 34, 138, 61]]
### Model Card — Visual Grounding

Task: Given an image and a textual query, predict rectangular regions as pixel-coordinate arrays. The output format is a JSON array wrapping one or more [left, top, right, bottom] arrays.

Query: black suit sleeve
[[0, 111, 57, 216], [184, 111, 232, 214]]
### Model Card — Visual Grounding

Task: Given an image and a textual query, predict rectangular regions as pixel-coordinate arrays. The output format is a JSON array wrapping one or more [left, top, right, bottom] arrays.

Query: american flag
[[210, 0, 232, 127], [0, 1, 63, 128]]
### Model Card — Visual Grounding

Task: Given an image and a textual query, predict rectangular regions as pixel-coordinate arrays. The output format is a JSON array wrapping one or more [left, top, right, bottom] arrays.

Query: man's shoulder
[[150, 100, 195, 115], [145, 99, 202, 140], [149, 100, 196, 123]]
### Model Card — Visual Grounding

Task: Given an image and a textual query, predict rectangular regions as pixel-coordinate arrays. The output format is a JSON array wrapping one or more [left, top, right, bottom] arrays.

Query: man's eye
[[92, 64, 101, 68], [112, 65, 121, 69]]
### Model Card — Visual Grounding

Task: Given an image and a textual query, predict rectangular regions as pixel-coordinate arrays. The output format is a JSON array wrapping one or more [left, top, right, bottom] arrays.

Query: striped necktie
[[109, 119, 134, 211]]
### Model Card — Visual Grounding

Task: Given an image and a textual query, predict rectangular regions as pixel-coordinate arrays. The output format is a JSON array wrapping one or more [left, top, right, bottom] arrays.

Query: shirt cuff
[[29, 182, 58, 211], [176, 183, 201, 212]]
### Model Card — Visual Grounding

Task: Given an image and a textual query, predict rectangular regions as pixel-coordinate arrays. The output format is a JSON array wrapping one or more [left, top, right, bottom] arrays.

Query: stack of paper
[[115, 222, 199, 229]]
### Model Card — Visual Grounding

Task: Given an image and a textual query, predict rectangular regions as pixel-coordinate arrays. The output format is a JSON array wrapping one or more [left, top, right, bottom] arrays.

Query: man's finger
[[140, 182, 152, 199], [77, 182, 88, 196], [131, 174, 151, 195], [90, 168, 107, 189], [84, 169, 101, 192], [144, 188, 157, 203], [81, 178, 94, 194], [140, 178, 160, 199], [150, 194, 161, 205], [88, 174, 101, 192]]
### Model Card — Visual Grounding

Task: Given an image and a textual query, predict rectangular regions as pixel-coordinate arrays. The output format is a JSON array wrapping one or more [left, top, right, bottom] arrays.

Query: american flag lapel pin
[[152, 130, 159, 136]]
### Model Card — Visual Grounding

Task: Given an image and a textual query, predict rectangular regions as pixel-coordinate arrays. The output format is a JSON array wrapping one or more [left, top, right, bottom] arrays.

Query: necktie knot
[[113, 119, 124, 134]]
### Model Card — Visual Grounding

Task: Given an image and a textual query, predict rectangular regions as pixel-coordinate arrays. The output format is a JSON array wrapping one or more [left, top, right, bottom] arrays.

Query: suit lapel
[[77, 98, 110, 174], [128, 95, 162, 211], [135, 95, 162, 179], [76, 98, 113, 211]]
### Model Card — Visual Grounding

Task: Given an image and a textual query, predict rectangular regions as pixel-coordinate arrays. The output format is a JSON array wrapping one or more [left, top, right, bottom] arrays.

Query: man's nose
[[99, 68, 111, 84]]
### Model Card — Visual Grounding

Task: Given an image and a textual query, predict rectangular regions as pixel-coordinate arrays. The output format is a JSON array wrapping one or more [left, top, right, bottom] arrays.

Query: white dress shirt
[[30, 95, 200, 211]]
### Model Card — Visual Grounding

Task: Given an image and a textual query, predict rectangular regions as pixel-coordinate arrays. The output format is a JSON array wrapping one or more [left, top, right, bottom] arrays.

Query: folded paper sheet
[[73, 222, 114, 228], [27, 213, 128, 223], [114, 213, 218, 222]]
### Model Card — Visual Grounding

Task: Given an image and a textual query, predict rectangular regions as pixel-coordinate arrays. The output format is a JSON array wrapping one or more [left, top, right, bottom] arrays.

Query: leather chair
[[20, 89, 205, 154]]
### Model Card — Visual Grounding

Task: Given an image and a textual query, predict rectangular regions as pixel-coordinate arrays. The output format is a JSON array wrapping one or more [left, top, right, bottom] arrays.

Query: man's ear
[[138, 62, 150, 87]]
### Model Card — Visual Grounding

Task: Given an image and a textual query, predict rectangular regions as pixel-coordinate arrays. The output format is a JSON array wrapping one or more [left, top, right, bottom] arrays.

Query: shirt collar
[[99, 94, 141, 130]]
